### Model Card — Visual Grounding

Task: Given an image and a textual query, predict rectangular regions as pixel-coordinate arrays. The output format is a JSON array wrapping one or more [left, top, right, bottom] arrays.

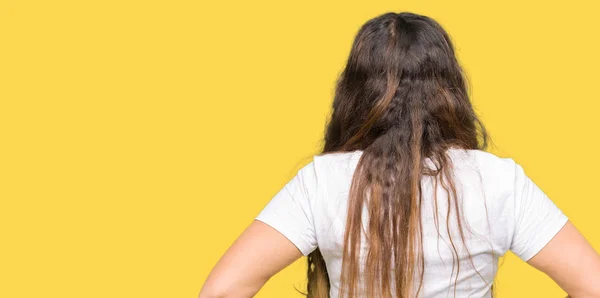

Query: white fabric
[[255, 148, 568, 297]]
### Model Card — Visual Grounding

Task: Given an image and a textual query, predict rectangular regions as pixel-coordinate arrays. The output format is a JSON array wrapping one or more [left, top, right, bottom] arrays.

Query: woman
[[199, 12, 600, 298]]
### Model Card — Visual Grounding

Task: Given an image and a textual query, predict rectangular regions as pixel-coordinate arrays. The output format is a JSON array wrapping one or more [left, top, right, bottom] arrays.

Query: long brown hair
[[306, 12, 489, 297]]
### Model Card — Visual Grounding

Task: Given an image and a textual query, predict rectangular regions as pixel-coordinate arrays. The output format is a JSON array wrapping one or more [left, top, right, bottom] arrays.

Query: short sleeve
[[509, 161, 569, 261], [255, 161, 318, 256]]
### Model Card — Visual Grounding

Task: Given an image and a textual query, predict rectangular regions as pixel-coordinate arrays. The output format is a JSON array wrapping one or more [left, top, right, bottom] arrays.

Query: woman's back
[[199, 11, 600, 298], [255, 148, 568, 297]]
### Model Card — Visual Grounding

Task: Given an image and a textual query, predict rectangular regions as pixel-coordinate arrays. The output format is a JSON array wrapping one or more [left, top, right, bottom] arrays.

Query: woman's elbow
[[199, 281, 236, 298], [199, 281, 258, 298], [198, 285, 227, 298], [568, 288, 600, 298]]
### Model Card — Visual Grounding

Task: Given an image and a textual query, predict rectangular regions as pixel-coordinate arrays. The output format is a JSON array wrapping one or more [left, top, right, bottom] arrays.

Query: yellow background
[[1, 0, 599, 297]]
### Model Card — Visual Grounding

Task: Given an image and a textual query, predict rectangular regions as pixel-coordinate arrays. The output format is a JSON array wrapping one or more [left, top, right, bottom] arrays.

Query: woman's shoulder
[[447, 148, 524, 198], [312, 150, 363, 170], [312, 149, 519, 175], [314, 150, 363, 160], [447, 148, 518, 171], [310, 148, 522, 182]]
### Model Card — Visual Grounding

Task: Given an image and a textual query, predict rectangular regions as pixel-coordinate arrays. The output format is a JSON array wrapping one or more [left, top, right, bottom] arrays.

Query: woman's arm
[[527, 221, 600, 298], [199, 220, 304, 298]]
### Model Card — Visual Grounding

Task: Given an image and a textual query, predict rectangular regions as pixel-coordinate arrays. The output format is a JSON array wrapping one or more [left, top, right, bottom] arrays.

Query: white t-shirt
[[255, 148, 568, 297]]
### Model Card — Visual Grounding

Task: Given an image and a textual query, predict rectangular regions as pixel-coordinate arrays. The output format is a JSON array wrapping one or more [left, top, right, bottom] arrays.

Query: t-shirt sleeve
[[509, 161, 569, 261], [254, 161, 318, 256]]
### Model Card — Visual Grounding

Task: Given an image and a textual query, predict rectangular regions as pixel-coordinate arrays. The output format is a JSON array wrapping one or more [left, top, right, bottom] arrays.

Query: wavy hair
[[306, 12, 489, 298]]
